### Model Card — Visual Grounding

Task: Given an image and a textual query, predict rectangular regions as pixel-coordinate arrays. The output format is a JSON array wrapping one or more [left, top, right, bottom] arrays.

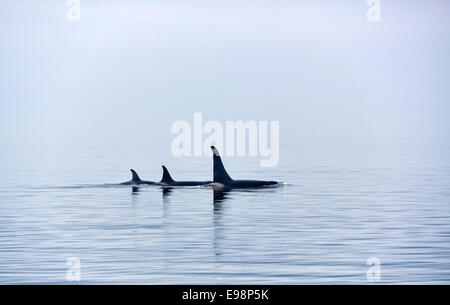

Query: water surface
[[0, 144, 449, 284]]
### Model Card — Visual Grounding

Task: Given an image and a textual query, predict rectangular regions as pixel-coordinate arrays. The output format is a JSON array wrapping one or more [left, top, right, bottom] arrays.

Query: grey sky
[[1, 0, 449, 149]]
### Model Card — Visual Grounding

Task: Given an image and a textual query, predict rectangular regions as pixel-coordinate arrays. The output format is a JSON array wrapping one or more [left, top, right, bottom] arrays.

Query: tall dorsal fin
[[161, 165, 175, 183], [130, 169, 142, 183], [211, 146, 233, 184]]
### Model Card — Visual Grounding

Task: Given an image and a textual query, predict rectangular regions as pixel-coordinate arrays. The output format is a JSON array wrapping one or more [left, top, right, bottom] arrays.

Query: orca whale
[[120, 169, 157, 185], [160, 165, 212, 186], [210, 146, 278, 188]]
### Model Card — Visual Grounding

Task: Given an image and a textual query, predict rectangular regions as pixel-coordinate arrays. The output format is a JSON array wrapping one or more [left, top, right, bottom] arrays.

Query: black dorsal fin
[[130, 169, 142, 183], [211, 146, 233, 184], [161, 165, 175, 183]]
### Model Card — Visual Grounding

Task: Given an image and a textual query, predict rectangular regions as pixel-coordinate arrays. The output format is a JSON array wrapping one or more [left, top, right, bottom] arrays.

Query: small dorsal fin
[[161, 165, 175, 183], [130, 169, 142, 183], [211, 146, 233, 184]]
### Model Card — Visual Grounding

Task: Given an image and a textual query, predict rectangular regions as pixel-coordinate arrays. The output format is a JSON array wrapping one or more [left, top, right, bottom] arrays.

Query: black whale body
[[120, 169, 157, 185], [119, 147, 278, 189], [159, 165, 212, 186], [211, 146, 278, 188]]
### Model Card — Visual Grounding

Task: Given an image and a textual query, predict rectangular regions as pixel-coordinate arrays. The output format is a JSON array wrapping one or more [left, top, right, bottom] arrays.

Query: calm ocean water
[[0, 143, 449, 284]]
